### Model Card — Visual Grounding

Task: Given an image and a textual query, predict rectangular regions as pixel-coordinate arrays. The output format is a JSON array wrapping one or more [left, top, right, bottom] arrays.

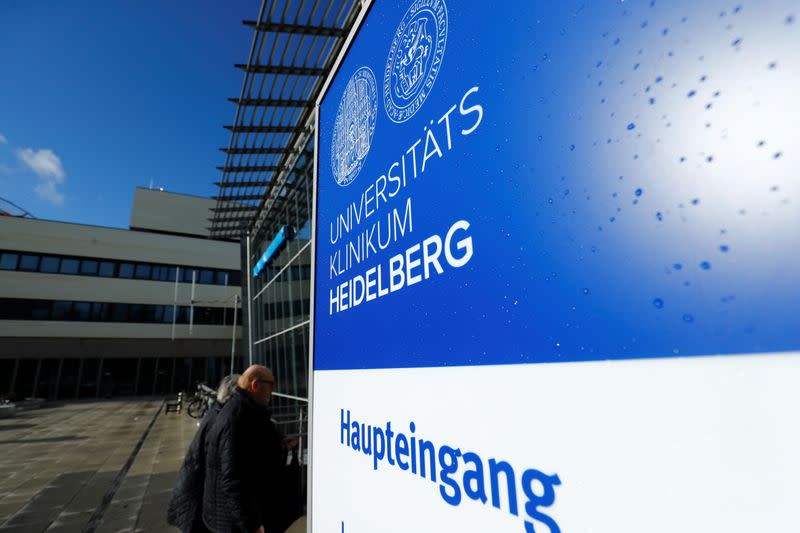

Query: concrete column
[[9, 358, 19, 396], [74, 358, 83, 399], [152, 357, 160, 395], [31, 358, 42, 398], [134, 357, 142, 395], [95, 358, 104, 398], [54, 358, 64, 400]]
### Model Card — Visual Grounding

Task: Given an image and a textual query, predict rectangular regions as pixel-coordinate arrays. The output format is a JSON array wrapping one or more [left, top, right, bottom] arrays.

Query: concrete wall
[[129, 188, 216, 238], [0, 215, 237, 269]]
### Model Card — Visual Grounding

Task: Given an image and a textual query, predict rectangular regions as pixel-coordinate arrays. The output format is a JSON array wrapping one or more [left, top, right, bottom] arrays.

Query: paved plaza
[[0, 400, 195, 533]]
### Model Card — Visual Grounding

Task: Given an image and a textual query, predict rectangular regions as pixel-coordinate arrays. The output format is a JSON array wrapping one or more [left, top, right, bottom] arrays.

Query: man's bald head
[[238, 365, 275, 405]]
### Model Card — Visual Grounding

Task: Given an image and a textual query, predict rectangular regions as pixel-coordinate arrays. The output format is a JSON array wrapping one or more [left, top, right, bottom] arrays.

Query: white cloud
[[0, 133, 7, 144], [17, 147, 66, 206], [34, 180, 65, 206], [18, 148, 65, 179]]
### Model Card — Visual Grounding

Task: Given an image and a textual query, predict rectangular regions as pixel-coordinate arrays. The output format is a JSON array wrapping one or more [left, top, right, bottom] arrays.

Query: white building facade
[[0, 189, 242, 400]]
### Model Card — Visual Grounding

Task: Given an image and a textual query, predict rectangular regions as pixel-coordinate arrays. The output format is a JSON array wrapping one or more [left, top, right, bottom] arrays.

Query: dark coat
[[202, 388, 284, 533], [167, 402, 222, 533]]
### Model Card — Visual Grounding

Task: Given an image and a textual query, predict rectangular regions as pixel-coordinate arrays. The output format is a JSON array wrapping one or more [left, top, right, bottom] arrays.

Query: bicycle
[[186, 382, 216, 419]]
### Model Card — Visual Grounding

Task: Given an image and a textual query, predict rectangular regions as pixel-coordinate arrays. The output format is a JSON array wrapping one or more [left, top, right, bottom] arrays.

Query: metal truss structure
[[210, 0, 362, 243]]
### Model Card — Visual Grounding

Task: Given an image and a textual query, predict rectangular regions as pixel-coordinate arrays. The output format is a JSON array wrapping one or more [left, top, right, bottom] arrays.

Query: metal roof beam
[[242, 20, 348, 38], [214, 180, 271, 188], [223, 124, 307, 134], [234, 63, 325, 76], [212, 194, 265, 201], [210, 206, 258, 213], [220, 147, 306, 155], [227, 98, 313, 108], [216, 165, 288, 173], [208, 216, 255, 223]]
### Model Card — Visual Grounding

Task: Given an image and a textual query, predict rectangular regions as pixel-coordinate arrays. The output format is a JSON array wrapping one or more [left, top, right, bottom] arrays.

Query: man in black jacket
[[202, 365, 285, 533], [167, 374, 240, 533]]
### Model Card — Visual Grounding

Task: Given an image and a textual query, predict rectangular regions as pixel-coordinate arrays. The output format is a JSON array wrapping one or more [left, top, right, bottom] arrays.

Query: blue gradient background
[[314, 0, 800, 370]]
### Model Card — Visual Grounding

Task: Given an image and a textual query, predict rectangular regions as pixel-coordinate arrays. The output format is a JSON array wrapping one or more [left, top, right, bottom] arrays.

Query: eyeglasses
[[258, 379, 274, 387]]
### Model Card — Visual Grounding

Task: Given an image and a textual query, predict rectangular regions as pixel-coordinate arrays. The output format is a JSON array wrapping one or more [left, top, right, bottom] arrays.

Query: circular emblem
[[331, 67, 378, 187], [383, 0, 448, 123]]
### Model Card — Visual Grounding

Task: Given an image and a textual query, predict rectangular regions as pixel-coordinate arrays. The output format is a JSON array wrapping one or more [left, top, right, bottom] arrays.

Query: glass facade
[[244, 140, 314, 481], [0, 250, 240, 286], [0, 355, 243, 401], [248, 141, 313, 403], [0, 298, 239, 325]]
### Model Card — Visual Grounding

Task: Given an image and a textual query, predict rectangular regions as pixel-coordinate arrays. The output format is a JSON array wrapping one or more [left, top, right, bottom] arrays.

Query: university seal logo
[[384, 0, 448, 123], [331, 67, 378, 186]]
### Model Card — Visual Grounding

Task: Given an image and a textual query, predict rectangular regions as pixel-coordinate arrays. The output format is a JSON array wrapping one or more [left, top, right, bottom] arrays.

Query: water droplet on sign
[[682, 313, 694, 323], [719, 245, 729, 252], [653, 298, 664, 309], [700, 261, 711, 270], [627, 122, 636, 130]]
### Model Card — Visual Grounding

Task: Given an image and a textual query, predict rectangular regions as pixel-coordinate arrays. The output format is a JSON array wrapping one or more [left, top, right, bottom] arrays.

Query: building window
[[19, 254, 40, 271], [30, 301, 50, 320], [73, 302, 91, 320], [60, 258, 80, 274], [39, 256, 60, 273], [98, 261, 116, 277], [183, 268, 197, 283], [0, 249, 239, 286], [52, 301, 73, 320], [91, 302, 110, 321], [199, 269, 214, 284], [134, 264, 151, 280], [111, 303, 129, 322], [80, 260, 99, 275], [0, 252, 18, 270], [118, 263, 135, 278]]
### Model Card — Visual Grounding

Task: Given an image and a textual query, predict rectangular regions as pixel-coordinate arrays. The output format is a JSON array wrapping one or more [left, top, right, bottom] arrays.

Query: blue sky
[[0, 0, 255, 228]]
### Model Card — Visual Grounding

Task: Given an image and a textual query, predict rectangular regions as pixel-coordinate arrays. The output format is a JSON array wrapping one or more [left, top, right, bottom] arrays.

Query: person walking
[[167, 374, 240, 533], [202, 365, 285, 533]]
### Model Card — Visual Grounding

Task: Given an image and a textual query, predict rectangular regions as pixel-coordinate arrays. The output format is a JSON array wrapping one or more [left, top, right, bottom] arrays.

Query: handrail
[[271, 391, 308, 403]]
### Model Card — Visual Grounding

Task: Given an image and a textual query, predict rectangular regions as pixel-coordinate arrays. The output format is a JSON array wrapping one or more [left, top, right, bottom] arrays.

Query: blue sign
[[314, 0, 800, 370], [253, 225, 289, 277], [311, 2, 800, 532]]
